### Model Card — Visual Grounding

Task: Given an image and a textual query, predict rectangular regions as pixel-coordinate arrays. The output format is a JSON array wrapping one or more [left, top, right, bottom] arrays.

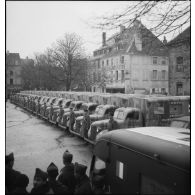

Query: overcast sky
[[6, 1, 189, 59]]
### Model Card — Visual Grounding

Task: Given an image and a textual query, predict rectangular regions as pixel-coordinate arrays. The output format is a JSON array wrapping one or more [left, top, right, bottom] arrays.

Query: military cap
[[74, 162, 87, 176], [5, 152, 14, 164], [34, 168, 48, 181], [47, 162, 58, 174], [63, 150, 73, 163], [16, 174, 29, 187]]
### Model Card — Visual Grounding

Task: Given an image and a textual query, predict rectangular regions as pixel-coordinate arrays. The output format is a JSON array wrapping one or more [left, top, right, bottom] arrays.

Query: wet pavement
[[6, 102, 93, 192]]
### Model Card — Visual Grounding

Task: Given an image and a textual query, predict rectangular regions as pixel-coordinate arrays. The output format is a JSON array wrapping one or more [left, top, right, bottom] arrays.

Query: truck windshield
[[70, 103, 75, 108], [114, 110, 125, 120], [81, 104, 88, 111], [53, 99, 59, 105], [94, 156, 106, 175], [95, 107, 105, 115]]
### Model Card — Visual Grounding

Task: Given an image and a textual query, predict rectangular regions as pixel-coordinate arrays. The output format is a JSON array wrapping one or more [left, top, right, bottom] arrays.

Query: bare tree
[[50, 33, 85, 91], [93, 1, 190, 39]]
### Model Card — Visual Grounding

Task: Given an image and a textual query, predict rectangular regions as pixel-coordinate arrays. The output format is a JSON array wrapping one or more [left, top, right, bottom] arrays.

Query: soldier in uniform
[[46, 162, 70, 194], [80, 109, 91, 138], [68, 107, 75, 133], [107, 112, 118, 131], [74, 162, 92, 194], [31, 168, 48, 194], [12, 174, 29, 194], [58, 150, 76, 194], [5, 152, 22, 193], [49, 102, 54, 120]]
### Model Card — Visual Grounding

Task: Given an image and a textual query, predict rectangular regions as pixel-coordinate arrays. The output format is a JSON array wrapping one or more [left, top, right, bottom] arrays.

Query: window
[[153, 57, 158, 65], [121, 70, 125, 81], [152, 70, 157, 80], [161, 88, 166, 94], [116, 71, 118, 80], [97, 61, 100, 69], [116, 161, 124, 179], [10, 71, 13, 76], [107, 59, 109, 66], [98, 73, 101, 82], [94, 156, 106, 176], [102, 61, 104, 67], [176, 56, 183, 72], [10, 78, 13, 85], [176, 83, 183, 95], [152, 88, 155, 93], [127, 111, 139, 120], [162, 57, 166, 65], [161, 70, 166, 80], [121, 56, 125, 64], [93, 72, 96, 82]]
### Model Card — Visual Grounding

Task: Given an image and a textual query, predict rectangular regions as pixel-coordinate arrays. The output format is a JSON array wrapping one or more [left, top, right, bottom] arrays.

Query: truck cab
[[170, 116, 190, 129], [87, 107, 144, 144], [41, 97, 57, 119], [74, 105, 117, 139], [90, 127, 190, 194], [51, 99, 72, 124], [69, 102, 98, 135], [44, 98, 64, 120], [58, 101, 84, 128]]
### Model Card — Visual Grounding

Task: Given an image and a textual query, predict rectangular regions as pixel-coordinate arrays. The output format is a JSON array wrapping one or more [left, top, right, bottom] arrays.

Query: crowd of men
[[5, 150, 105, 194]]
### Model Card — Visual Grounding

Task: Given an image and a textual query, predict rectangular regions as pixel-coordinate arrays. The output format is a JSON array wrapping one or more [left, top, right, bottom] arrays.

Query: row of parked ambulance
[[10, 92, 190, 144], [9, 92, 190, 194]]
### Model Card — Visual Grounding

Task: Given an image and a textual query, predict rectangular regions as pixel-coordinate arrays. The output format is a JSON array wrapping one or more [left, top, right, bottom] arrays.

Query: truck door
[[108, 143, 139, 194], [126, 111, 141, 128]]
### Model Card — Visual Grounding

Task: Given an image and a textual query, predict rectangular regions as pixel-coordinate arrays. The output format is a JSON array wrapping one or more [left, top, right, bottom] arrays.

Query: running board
[[69, 130, 82, 137], [58, 124, 67, 130]]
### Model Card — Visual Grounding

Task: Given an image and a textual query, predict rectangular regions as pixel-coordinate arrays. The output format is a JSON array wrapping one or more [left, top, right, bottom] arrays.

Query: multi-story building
[[89, 20, 169, 94], [6, 52, 22, 97], [167, 27, 190, 96], [6, 52, 34, 98]]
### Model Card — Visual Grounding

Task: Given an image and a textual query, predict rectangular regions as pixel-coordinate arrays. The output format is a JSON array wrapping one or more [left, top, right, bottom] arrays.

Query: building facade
[[89, 20, 169, 94], [6, 52, 22, 97], [167, 27, 190, 96]]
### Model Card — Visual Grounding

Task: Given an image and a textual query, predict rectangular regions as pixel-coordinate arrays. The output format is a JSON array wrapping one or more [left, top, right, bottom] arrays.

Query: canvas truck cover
[[95, 127, 190, 172]]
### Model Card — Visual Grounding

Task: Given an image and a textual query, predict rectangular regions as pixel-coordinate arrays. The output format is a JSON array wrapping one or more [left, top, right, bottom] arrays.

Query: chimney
[[133, 19, 141, 28], [163, 36, 167, 44], [102, 32, 106, 47], [120, 25, 125, 33]]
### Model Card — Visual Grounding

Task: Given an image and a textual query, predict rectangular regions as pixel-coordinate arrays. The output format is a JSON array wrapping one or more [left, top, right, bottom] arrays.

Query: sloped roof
[[168, 26, 190, 46], [95, 21, 168, 58]]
